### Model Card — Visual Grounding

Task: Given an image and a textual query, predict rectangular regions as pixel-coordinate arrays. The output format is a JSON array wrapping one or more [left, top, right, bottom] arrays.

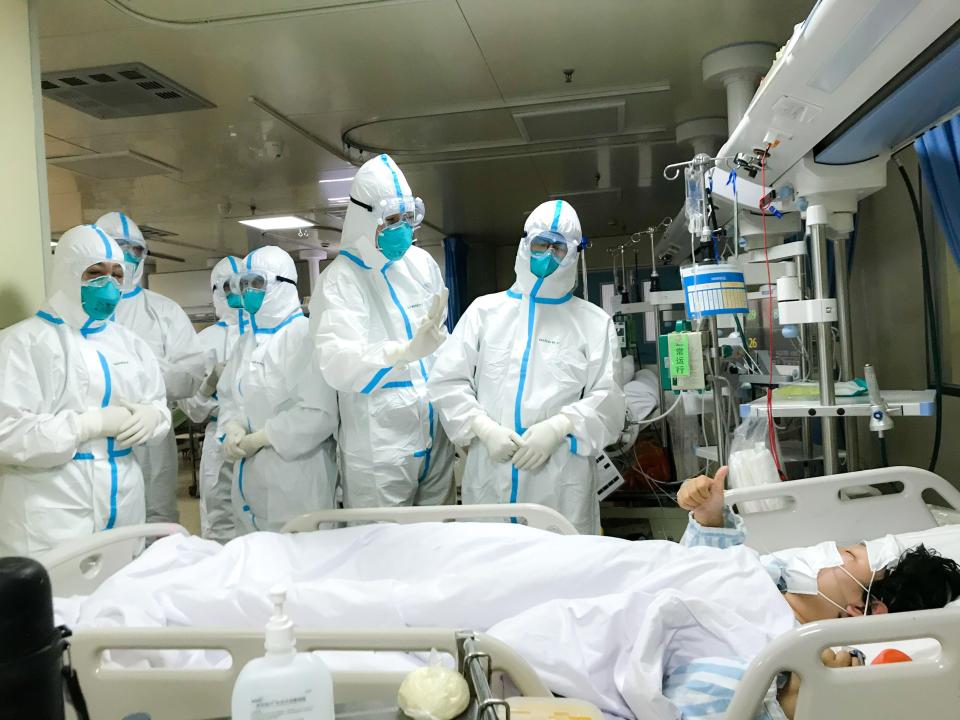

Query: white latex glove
[[199, 362, 225, 398], [238, 429, 270, 457], [386, 288, 449, 366], [512, 414, 574, 471], [471, 414, 522, 463], [223, 421, 248, 462], [115, 400, 164, 449], [76, 406, 133, 442]]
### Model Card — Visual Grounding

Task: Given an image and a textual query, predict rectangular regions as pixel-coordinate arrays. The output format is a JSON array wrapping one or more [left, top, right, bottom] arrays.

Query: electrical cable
[[895, 159, 943, 473], [879, 436, 890, 468], [759, 148, 785, 478], [638, 393, 684, 427]]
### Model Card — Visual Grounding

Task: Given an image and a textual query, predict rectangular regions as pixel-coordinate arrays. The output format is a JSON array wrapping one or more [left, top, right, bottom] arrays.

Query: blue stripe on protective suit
[[361, 367, 393, 395], [380, 154, 406, 212], [119, 212, 129, 239], [36, 311, 64, 325], [71, 351, 127, 530], [90, 225, 114, 259], [122, 286, 142, 299], [380, 261, 435, 479], [510, 276, 545, 512], [253, 310, 303, 335], [236, 457, 260, 530], [340, 250, 372, 269], [550, 199, 563, 231]]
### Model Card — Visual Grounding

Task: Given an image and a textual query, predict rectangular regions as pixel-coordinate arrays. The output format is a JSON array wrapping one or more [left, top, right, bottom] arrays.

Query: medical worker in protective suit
[[308, 153, 455, 508], [0, 224, 171, 556], [96, 211, 207, 525], [428, 200, 624, 534], [217, 246, 338, 533], [179, 257, 247, 542]]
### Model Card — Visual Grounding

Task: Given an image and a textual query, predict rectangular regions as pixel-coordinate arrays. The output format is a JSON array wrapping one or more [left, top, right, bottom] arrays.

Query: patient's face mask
[[771, 541, 845, 595]]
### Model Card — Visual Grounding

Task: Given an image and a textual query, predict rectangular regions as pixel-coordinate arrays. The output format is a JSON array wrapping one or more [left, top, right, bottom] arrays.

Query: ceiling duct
[[513, 101, 625, 143], [41, 62, 214, 119], [47, 150, 180, 179]]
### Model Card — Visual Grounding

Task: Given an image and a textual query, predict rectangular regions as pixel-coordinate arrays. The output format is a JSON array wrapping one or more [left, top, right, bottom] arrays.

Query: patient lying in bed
[[56, 469, 960, 720], [667, 469, 960, 719]]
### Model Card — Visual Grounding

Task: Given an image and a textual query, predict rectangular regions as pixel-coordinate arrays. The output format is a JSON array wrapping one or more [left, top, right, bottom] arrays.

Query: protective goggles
[[117, 237, 147, 262], [215, 277, 236, 295], [351, 195, 425, 230], [229, 270, 297, 295], [81, 274, 122, 290], [524, 230, 579, 262]]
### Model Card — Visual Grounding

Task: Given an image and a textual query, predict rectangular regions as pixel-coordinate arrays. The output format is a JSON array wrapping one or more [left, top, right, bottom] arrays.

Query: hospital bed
[[41, 504, 578, 720], [41, 468, 960, 720], [726, 466, 960, 719]]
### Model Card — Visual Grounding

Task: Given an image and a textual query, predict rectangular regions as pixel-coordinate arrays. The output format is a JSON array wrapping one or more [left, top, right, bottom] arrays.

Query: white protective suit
[[428, 201, 625, 534], [217, 247, 338, 533], [96, 212, 208, 525], [179, 257, 248, 541], [0, 225, 170, 556], [307, 154, 455, 508]]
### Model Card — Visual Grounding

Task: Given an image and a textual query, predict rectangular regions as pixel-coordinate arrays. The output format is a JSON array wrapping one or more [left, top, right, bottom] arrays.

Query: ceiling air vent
[[139, 224, 179, 241], [513, 101, 625, 143], [47, 150, 180, 179], [41, 62, 214, 119]]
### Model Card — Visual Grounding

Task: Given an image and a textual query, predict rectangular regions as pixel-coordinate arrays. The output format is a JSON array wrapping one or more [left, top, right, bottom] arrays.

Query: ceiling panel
[[37, 0, 815, 271]]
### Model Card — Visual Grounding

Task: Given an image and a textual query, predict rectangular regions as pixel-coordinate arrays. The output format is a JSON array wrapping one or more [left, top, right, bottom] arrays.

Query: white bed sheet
[[56, 521, 796, 720]]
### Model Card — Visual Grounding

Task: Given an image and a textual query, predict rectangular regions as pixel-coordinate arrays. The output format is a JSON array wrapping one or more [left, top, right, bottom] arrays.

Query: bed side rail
[[281, 503, 579, 535], [38, 523, 187, 597], [68, 627, 550, 720], [726, 467, 960, 552], [726, 607, 960, 720]]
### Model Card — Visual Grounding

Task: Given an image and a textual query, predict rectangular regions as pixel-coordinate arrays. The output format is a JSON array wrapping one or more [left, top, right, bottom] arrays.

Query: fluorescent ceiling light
[[238, 215, 315, 231], [325, 196, 350, 204], [318, 176, 355, 184]]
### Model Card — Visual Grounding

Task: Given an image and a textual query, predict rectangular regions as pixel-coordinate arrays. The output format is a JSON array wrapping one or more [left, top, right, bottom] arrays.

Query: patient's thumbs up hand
[[678, 466, 727, 528]]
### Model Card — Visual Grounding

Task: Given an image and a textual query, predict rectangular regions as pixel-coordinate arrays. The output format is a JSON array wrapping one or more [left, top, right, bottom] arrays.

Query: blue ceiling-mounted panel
[[815, 26, 960, 165]]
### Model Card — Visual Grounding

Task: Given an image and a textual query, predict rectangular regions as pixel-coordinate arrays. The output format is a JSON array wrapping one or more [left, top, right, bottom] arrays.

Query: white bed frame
[[43, 470, 960, 720], [282, 502, 579, 535], [726, 466, 960, 719], [727, 465, 960, 552]]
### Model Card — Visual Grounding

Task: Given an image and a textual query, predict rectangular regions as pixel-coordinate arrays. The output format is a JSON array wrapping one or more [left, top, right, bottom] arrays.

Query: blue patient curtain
[[915, 114, 960, 270], [443, 235, 468, 331]]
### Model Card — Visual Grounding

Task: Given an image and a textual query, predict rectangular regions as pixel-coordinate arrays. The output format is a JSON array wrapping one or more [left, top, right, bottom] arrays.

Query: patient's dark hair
[[870, 544, 960, 613]]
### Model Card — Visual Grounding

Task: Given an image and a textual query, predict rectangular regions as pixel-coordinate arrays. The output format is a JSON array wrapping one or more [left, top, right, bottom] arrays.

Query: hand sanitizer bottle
[[231, 585, 334, 720]]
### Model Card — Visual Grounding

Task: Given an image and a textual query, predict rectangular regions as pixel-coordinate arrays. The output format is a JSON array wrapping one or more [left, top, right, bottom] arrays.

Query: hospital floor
[[175, 461, 201, 535]]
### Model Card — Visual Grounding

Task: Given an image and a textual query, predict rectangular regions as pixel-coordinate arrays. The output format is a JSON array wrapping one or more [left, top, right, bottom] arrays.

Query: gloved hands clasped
[[474, 412, 573, 470], [76, 401, 164, 448], [386, 288, 449, 367], [223, 422, 271, 462]]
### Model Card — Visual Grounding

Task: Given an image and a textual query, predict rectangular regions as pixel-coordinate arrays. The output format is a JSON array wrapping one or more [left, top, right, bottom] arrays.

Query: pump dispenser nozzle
[[265, 585, 295, 655]]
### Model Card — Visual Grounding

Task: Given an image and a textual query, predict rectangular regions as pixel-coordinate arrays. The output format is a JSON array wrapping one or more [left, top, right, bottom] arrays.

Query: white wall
[[849, 150, 960, 485]]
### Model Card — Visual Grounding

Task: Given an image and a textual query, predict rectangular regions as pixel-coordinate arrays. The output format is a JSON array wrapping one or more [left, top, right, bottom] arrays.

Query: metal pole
[[654, 306, 669, 446], [810, 221, 838, 475], [833, 233, 859, 471], [580, 248, 589, 302], [710, 316, 727, 464], [797, 259, 814, 468]]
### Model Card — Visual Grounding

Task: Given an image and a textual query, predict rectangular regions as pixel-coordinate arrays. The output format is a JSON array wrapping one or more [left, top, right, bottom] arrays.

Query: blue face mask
[[377, 224, 414, 261], [530, 252, 561, 278], [123, 251, 141, 266], [226, 293, 244, 309], [242, 288, 265, 314], [81, 276, 122, 320]]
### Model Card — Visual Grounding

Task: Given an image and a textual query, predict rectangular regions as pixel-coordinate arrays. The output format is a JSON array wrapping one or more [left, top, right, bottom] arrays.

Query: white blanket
[[56, 522, 796, 720]]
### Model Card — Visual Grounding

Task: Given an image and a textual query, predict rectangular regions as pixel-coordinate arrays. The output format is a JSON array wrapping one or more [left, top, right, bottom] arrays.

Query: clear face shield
[[523, 230, 580, 278], [351, 194, 426, 261], [217, 275, 243, 309], [117, 237, 147, 266], [229, 270, 296, 314]]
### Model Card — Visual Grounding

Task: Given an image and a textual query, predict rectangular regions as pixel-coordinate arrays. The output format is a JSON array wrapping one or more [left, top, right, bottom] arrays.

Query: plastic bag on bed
[[727, 415, 786, 514]]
